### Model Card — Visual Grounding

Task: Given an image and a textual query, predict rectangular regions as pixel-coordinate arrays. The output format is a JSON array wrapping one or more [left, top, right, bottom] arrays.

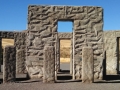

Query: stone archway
[[26, 5, 104, 83]]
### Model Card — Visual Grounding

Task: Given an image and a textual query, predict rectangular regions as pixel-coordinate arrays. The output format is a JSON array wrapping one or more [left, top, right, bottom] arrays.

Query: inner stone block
[[82, 47, 94, 83]]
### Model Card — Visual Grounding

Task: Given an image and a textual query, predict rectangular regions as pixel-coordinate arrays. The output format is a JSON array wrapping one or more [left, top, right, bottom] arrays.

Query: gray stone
[[27, 5, 104, 81], [82, 47, 94, 83], [43, 46, 55, 83], [16, 49, 25, 74], [3, 46, 16, 83]]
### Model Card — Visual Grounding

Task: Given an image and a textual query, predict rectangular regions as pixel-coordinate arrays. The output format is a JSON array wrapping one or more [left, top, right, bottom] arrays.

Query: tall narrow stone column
[[82, 47, 94, 83], [43, 46, 55, 83], [0, 38, 2, 72], [3, 46, 16, 83]]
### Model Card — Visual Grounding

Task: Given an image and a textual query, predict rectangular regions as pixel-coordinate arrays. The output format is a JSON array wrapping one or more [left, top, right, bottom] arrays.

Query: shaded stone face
[[3, 46, 16, 83], [14, 32, 26, 74], [27, 5, 104, 81], [16, 49, 26, 74], [103, 31, 120, 75]]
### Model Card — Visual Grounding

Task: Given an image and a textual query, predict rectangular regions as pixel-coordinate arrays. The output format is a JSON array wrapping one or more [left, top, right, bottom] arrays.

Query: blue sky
[[0, 0, 120, 32]]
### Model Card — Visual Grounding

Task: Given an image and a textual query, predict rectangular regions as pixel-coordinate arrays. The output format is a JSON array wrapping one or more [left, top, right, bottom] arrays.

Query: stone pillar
[[0, 38, 2, 72], [82, 47, 94, 83], [3, 46, 16, 83], [43, 46, 55, 83], [56, 39, 60, 71], [70, 38, 73, 74], [16, 49, 25, 74]]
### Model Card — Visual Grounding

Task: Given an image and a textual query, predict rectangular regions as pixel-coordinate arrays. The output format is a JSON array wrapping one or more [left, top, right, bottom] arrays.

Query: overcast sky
[[0, 0, 120, 32]]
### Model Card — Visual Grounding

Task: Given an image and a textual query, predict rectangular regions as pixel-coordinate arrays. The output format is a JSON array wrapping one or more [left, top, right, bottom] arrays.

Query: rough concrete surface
[[0, 81, 120, 90], [82, 47, 93, 83]]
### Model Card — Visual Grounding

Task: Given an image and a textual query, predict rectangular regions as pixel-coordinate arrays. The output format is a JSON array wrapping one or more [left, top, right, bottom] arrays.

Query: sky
[[0, 0, 120, 32]]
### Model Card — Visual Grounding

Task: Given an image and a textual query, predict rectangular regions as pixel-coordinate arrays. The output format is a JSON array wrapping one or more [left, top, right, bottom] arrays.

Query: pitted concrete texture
[[104, 31, 120, 75], [0, 81, 120, 90], [27, 5, 104, 80], [82, 47, 93, 83], [43, 46, 55, 83], [3, 46, 16, 83]]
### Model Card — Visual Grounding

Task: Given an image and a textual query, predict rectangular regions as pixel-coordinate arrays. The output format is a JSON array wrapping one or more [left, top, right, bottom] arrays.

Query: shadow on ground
[[95, 74, 120, 83]]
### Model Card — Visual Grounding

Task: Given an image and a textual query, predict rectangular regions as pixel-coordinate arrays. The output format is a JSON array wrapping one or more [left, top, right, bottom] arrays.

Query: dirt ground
[[0, 81, 120, 90]]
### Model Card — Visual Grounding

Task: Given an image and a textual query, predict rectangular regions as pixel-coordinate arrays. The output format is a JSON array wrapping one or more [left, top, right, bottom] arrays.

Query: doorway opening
[[0, 38, 14, 83], [59, 39, 71, 73], [56, 21, 73, 81], [117, 37, 120, 74]]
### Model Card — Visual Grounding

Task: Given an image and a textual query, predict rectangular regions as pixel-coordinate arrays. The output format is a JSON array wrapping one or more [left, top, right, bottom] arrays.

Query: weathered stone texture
[[70, 38, 73, 74], [16, 49, 25, 73], [58, 33, 72, 39], [82, 47, 93, 83], [0, 31, 14, 39], [56, 38, 60, 72], [43, 46, 55, 83], [14, 32, 26, 74], [25, 59, 43, 78], [73, 7, 104, 80], [14, 32, 26, 50], [3, 46, 16, 83], [94, 59, 103, 79], [0, 38, 2, 72], [27, 5, 104, 80], [103, 31, 120, 75]]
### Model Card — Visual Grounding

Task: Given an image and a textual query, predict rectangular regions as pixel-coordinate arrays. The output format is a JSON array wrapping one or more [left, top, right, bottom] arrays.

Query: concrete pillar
[[16, 49, 25, 74], [82, 47, 94, 83], [3, 46, 16, 83], [43, 46, 55, 83], [0, 38, 2, 72], [70, 38, 73, 74]]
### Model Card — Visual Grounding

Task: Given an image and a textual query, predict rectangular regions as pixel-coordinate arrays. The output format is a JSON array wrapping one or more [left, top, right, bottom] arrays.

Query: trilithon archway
[[26, 5, 104, 83]]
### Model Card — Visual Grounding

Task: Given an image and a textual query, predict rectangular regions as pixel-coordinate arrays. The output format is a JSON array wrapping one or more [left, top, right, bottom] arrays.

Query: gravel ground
[[0, 81, 120, 90], [0, 63, 120, 90]]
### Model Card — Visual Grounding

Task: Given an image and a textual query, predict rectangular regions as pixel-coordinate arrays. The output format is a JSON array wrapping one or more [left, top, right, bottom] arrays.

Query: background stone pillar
[[43, 46, 55, 83], [82, 47, 94, 83], [3, 46, 16, 83], [70, 38, 73, 74], [0, 38, 2, 72], [16, 49, 25, 74], [56, 39, 60, 72]]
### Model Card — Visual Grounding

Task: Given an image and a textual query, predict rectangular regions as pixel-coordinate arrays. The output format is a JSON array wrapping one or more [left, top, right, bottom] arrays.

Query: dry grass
[[2, 39, 14, 48], [60, 58, 70, 63], [60, 40, 71, 48], [60, 40, 71, 62]]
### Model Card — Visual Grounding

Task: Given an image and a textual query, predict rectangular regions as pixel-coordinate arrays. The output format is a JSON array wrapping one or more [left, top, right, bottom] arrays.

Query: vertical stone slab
[[56, 38, 60, 72], [14, 32, 26, 74], [16, 49, 25, 74], [70, 38, 73, 74], [0, 38, 2, 72], [3, 46, 16, 83], [43, 46, 55, 83], [82, 47, 93, 83]]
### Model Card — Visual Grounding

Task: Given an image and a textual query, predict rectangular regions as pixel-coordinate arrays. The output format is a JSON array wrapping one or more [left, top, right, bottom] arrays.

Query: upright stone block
[[16, 49, 25, 74], [0, 38, 2, 72], [3, 46, 16, 83], [82, 47, 93, 83], [43, 46, 55, 83]]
